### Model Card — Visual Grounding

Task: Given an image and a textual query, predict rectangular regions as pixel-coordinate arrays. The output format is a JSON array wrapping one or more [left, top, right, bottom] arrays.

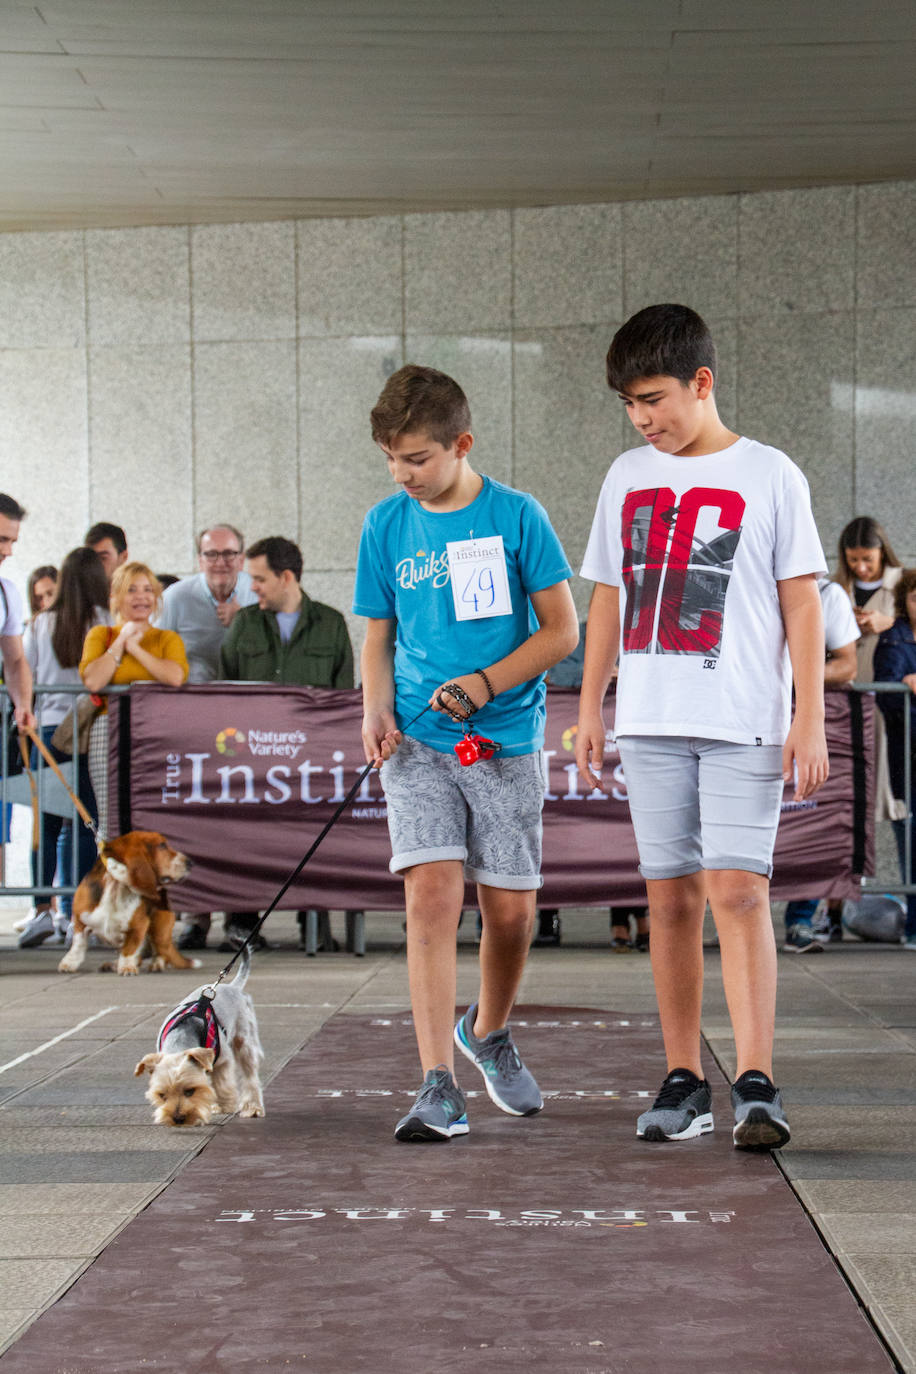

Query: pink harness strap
[[157, 996, 222, 1061]]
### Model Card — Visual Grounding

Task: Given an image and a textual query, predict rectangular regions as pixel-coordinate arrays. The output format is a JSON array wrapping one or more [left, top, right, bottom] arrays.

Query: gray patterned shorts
[[380, 734, 546, 890]]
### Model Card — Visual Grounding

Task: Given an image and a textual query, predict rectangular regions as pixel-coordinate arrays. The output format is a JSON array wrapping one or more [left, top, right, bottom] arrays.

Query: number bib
[[446, 535, 513, 621]]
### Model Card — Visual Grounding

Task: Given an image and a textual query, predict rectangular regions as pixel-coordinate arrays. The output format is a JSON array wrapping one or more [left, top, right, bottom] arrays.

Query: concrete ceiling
[[2, 0, 915, 232]]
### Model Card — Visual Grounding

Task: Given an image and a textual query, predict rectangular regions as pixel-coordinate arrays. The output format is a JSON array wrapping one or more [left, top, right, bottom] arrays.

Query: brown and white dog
[[58, 830, 199, 977]]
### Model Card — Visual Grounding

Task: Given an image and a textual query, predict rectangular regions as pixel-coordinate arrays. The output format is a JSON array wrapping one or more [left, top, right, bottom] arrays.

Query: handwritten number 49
[[462, 566, 496, 613]]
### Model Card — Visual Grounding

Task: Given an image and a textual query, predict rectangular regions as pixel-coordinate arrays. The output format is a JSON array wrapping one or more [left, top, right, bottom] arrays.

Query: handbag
[[50, 625, 114, 756], [50, 693, 103, 757]]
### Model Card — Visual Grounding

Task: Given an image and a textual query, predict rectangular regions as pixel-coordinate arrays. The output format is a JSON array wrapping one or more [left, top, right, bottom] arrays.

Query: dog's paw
[[147, 956, 166, 973], [189, 957, 203, 969], [116, 957, 140, 976], [57, 956, 80, 973], [239, 1101, 265, 1118]]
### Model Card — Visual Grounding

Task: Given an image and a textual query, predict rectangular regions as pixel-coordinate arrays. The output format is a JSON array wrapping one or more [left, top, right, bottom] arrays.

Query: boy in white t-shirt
[[576, 304, 829, 1150]]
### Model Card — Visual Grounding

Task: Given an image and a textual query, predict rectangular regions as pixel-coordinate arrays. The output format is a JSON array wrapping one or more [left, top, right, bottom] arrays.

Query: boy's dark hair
[[84, 521, 127, 555], [0, 492, 27, 522], [606, 304, 717, 393], [892, 567, 916, 620], [370, 365, 472, 448], [834, 516, 901, 591], [246, 536, 303, 584], [51, 546, 112, 668]]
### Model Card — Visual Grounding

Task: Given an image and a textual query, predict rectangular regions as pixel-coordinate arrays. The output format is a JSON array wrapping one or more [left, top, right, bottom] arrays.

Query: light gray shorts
[[615, 736, 785, 881], [379, 734, 545, 890]]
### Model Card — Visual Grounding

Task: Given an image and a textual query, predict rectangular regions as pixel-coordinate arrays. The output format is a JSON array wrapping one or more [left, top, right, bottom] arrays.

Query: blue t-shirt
[[353, 476, 572, 755]]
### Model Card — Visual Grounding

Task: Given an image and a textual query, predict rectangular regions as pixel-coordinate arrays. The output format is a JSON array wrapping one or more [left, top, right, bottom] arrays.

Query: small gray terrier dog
[[135, 945, 265, 1126]]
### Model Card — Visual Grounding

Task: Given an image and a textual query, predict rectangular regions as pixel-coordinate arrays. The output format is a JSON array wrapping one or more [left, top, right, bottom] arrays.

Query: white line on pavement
[[0, 1005, 119, 1075]]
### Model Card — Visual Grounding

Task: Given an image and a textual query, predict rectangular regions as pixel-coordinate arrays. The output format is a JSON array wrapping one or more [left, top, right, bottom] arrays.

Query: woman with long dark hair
[[833, 516, 905, 848], [834, 516, 902, 676], [17, 547, 111, 947]]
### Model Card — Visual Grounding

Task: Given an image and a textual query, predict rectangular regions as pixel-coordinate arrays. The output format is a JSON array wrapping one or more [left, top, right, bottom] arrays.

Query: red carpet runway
[[0, 1008, 894, 1373]]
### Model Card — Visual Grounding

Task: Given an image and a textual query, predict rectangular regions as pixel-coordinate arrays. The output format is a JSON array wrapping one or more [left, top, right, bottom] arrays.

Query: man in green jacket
[[216, 535, 354, 952], [220, 536, 353, 687]]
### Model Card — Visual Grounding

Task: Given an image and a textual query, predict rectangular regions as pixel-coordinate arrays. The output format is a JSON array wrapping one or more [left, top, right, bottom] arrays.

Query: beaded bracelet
[[473, 667, 495, 703]]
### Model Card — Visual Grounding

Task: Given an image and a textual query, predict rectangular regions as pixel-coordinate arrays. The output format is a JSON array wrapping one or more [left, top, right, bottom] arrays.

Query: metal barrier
[[0, 683, 126, 900], [1, 681, 913, 902], [851, 681, 914, 897]]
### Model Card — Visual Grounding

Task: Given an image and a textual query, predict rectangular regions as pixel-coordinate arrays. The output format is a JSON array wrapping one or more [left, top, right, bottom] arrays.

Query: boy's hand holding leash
[[362, 708, 402, 769]]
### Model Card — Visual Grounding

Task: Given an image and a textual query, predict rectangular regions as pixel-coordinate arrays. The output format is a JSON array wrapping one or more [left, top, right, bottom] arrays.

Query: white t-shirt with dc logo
[[580, 436, 826, 746]]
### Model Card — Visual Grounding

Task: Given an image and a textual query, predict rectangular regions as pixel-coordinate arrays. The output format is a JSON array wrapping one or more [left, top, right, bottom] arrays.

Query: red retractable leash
[[454, 732, 501, 765], [435, 676, 503, 767]]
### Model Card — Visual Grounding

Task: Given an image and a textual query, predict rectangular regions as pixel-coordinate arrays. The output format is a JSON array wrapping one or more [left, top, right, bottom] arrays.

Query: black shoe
[[533, 909, 561, 946], [177, 925, 208, 951], [731, 1070, 790, 1150], [637, 1069, 713, 1141]]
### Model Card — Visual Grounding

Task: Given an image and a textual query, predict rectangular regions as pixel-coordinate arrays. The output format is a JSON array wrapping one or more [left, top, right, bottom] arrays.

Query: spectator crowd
[[0, 499, 353, 952]]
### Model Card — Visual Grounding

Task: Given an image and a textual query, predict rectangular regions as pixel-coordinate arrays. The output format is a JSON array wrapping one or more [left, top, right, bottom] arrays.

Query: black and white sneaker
[[637, 1068, 713, 1141], [731, 1070, 791, 1150]]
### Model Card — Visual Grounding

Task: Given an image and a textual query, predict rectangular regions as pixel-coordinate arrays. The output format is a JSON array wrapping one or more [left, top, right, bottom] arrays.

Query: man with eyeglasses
[[159, 525, 257, 683], [160, 524, 258, 952]]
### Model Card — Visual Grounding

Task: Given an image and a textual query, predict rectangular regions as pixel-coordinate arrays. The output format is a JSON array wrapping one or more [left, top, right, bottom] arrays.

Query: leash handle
[[21, 724, 100, 840], [211, 703, 431, 987]]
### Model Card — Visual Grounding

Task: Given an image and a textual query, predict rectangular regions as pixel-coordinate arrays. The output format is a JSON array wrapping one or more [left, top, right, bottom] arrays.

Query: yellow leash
[[18, 724, 106, 856]]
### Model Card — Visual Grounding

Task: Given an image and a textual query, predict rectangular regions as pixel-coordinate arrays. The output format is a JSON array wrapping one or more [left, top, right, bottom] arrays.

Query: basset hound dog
[[58, 830, 200, 976]]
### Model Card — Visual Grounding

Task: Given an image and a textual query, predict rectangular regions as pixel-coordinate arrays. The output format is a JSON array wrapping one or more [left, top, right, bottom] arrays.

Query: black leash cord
[[210, 703, 431, 987]]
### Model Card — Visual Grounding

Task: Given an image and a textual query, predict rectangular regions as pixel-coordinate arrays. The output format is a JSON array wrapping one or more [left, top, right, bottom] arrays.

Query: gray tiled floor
[[0, 905, 913, 1371]]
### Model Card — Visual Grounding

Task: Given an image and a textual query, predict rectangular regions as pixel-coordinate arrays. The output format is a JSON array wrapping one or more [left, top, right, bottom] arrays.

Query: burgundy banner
[[110, 685, 873, 914]]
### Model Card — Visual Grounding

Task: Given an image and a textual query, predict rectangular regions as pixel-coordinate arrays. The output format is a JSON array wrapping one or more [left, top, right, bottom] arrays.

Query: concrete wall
[[4, 180, 916, 654]]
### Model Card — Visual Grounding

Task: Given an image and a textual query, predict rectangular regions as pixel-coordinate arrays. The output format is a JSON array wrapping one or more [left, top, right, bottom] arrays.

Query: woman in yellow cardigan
[[81, 560, 188, 837]]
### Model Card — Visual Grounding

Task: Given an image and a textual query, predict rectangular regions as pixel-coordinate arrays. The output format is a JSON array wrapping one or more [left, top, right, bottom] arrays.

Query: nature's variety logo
[[561, 724, 577, 752], [216, 726, 247, 756]]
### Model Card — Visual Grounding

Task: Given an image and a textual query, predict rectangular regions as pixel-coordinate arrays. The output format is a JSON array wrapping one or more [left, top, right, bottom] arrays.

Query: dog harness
[[157, 995, 223, 1062]]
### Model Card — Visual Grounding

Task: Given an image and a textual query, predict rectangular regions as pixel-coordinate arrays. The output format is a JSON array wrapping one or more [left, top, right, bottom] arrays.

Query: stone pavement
[[0, 906, 913, 1370]]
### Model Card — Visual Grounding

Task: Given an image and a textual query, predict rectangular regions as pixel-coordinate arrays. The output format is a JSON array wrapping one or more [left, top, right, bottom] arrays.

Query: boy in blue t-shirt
[[354, 365, 578, 1142]]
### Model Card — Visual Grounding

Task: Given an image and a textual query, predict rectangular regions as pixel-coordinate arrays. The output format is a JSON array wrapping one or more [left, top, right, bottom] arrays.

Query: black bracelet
[[473, 667, 495, 703]]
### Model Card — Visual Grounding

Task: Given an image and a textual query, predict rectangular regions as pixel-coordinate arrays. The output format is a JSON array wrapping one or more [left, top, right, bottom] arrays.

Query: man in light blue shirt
[[159, 523, 258, 951], [159, 524, 257, 683]]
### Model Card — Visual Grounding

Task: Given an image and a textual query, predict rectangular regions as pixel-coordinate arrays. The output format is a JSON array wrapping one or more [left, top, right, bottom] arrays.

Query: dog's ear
[[134, 1053, 163, 1077], [186, 1047, 215, 1073], [127, 840, 161, 898]]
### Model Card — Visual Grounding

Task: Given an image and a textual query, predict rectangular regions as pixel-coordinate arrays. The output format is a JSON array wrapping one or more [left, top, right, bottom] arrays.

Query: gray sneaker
[[731, 1070, 791, 1150], [637, 1068, 714, 1141], [454, 1004, 543, 1116], [17, 909, 55, 948], [394, 1065, 469, 1142]]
